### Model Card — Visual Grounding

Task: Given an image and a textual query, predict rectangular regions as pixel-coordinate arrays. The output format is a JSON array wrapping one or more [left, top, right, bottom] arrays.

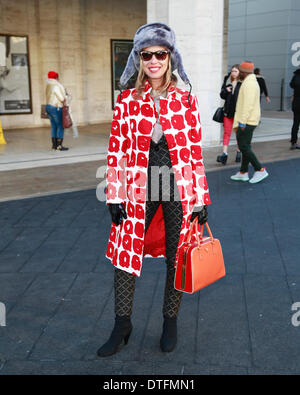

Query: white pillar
[[147, 0, 224, 146]]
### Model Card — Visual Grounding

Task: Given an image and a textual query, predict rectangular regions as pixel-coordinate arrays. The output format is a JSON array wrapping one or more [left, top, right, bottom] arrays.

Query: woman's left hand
[[190, 205, 208, 225]]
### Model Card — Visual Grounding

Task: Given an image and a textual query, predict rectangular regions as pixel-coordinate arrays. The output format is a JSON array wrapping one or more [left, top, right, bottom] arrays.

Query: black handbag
[[213, 107, 224, 123]]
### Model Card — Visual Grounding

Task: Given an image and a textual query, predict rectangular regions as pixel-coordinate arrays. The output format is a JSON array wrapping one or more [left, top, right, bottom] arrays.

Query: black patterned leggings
[[114, 163, 184, 318]]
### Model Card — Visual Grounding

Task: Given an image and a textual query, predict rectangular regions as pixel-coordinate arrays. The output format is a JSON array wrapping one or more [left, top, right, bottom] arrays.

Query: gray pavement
[[1, 156, 300, 375], [0, 112, 293, 173]]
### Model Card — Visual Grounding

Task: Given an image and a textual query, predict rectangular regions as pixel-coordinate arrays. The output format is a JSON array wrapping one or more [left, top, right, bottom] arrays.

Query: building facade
[[228, 0, 300, 111], [0, 0, 226, 146], [0, 0, 147, 128]]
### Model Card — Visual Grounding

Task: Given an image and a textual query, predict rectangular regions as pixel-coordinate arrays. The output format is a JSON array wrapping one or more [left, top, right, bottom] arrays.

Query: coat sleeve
[[54, 85, 66, 104], [220, 75, 229, 100], [220, 86, 228, 100], [261, 77, 269, 97], [190, 96, 211, 207], [290, 76, 296, 89], [106, 97, 129, 205]]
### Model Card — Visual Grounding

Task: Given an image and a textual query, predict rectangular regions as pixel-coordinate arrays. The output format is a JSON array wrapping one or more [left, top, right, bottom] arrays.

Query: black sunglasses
[[140, 50, 169, 62]]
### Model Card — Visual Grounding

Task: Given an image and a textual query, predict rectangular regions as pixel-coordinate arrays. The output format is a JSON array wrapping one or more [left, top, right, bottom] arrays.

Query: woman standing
[[97, 23, 211, 357], [217, 65, 241, 165], [45, 71, 68, 151]]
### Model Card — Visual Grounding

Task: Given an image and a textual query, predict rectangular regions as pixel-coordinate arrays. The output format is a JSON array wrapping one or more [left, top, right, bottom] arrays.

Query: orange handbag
[[174, 219, 225, 293]]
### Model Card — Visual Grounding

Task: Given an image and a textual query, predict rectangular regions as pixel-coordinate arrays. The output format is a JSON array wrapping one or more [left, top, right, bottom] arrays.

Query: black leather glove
[[190, 205, 208, 225], [108, 203, 127, 226]]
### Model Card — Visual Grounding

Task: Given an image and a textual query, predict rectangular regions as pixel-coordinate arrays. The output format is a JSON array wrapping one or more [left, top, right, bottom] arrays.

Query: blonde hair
[[134, 56, 177, 99]]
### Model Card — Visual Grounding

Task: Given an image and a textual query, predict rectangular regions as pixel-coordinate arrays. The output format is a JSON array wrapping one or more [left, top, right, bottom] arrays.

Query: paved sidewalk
[[0, 112, 297, 202], [0, 112, 293, 172], [1, 138, 300, 202], [0, 156, 300, 375], [0, 123, 110, 171]]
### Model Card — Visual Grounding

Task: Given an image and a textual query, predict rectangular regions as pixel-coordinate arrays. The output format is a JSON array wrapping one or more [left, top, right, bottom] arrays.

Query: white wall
[[147, 0, 225, 146]]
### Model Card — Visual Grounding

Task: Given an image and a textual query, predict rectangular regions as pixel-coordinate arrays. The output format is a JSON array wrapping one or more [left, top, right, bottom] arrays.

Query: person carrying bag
[[45, 71, 69, 151], [216, 65, 242, 165], [97, 22, 211, 358]]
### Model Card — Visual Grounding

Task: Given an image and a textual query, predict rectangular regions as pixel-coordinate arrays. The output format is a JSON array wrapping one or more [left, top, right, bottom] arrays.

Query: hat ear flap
[[119, 50, 139, 88], [173, 48, 190, 85], [170, 51, 178, 72]]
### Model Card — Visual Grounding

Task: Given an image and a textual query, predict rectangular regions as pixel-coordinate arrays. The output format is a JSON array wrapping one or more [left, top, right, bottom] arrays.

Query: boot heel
[[217, 153, 228, 165], [235, 152, 241, 163], [97, 316, 132, 357], [160, 317, 177, 353], [222, 155, 228, 165], [124, 330, 132, 345]]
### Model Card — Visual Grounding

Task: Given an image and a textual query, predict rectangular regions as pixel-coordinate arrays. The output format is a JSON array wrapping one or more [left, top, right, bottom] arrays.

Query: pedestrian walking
[[289, 66, 300, 150], [217, 64, 242, 165], [230, 61, 269, 184], [97, 23, 211, 357], [45, 71, 68, 151], [254, 68, 270, 104]]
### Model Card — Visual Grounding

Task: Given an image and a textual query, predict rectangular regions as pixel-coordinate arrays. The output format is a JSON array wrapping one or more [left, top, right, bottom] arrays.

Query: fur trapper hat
[[119, 22, 190, 88]]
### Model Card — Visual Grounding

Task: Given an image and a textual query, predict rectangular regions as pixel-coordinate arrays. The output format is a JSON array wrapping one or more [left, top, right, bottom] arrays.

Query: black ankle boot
[[235, 151, 241, 163], [97, 315, 132, 357], [51, 138, 57, 150], [160, 316, 177, 353], [56, 138, 69, 151], [217, 153, 228, 165]]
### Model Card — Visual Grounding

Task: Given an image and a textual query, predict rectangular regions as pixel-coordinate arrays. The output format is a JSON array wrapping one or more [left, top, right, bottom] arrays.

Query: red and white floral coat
[[106, 81, 211, 277]]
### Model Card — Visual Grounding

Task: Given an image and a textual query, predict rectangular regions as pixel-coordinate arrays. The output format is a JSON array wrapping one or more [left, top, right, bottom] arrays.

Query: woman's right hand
[[190, 205, 208, 225], [108, 204, 127, 226]]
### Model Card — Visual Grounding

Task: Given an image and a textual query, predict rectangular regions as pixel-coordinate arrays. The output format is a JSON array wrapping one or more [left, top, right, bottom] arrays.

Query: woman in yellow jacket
[[230, 61, 269, 184]]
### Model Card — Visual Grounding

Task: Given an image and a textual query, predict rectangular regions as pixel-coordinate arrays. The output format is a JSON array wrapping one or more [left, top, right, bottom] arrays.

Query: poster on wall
[[0, 34, 32, 115], [111, 39, 135, 109]]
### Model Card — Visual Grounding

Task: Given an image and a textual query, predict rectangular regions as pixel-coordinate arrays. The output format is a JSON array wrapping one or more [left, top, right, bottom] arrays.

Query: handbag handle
[[186, 218, 214, 246]]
